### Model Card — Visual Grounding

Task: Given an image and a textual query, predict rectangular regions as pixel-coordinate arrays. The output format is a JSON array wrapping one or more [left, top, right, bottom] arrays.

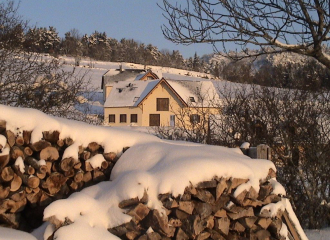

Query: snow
[[0, 134, 6, 148], [240, 142, 250, 149], [0, 104, 308, 240], [86, 154, 106, 169], [14, 156, 25, 173], [0, 227, 37, 240]]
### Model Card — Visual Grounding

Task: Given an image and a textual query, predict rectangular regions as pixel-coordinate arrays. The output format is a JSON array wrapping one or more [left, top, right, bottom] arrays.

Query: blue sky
[[15, 0, 214, 58]]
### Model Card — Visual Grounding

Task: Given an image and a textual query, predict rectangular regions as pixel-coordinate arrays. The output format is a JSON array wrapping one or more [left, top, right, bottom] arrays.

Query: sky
[[15, 0, 214, 58]]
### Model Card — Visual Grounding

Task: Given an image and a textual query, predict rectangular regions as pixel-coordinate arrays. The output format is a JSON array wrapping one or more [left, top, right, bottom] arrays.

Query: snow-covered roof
[[104, 77, 222, 108], [102, 69, 146, 87], [104, 79, 160, 107]]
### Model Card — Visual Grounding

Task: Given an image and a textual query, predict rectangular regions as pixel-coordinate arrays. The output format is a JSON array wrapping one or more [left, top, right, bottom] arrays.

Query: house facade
[[103, 69, 220, 127]]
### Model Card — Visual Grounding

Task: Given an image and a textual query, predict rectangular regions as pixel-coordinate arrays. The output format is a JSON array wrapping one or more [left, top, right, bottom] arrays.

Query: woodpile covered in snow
[[48, 172, 300, 240], [0, 120, 117, 230]]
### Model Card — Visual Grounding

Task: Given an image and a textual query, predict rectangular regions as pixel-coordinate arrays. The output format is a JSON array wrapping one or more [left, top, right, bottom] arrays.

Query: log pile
[[0, 120, 118, 230], [46, 169, 301, 240]]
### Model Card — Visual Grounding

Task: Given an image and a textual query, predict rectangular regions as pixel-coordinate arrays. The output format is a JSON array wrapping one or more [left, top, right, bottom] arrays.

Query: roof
[[102, 69, 146, 88], [104, 79, 160, 107], [104, 77, 221, 108]]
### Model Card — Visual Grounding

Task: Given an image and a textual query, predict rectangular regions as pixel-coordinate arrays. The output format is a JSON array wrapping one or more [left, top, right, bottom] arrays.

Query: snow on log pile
[[0, 105, 307, 240]]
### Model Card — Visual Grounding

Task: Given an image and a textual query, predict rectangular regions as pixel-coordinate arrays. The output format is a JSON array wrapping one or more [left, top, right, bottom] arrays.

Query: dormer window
[[189, 97, 196, 102]]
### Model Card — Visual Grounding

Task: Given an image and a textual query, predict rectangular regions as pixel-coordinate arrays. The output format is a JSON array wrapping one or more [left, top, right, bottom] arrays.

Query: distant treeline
[[8, 25, 207, 72], [7, 22, 330, 90]]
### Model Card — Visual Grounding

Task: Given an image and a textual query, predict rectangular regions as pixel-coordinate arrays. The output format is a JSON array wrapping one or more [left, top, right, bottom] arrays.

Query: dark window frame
[[157, 98, 169, 111], [149, 114, 160, 126], [190, 114, 201, 124], [130, 114, 138, 123], [120, 114, 127, 123], [109, 114, 115, 123]]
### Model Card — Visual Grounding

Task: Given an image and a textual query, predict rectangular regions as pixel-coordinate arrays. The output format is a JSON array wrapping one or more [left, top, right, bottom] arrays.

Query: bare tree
[[160, 0, 330, 69], [0, 1, 96, 123], [213, 82, 330, 228]]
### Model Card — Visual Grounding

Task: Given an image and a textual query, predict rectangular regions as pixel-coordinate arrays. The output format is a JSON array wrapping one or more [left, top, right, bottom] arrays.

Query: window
[[120, 114, 127, 123], [149, 114, 160, 126], [130, 114, 138, 123], [190, 114, 200, 124], [170, 115, 175, 127], [189, 97, 195, 102], [109, 114, 115, 123], [157, 98, 169, 111]]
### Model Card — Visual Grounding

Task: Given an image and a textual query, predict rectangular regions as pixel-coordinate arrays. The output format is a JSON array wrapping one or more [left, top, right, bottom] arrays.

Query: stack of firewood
[[46, 170, 300, 240], [108, 174, 289, 239], [0, 120, 117, 230]]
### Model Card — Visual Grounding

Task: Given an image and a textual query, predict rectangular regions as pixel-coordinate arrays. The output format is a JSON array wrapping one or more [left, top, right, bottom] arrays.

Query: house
[[103, 69, 220, 127]]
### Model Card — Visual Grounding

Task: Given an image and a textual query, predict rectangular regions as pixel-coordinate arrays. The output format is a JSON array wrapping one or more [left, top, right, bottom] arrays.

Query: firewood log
[[1, 166, 14, 182], [101, 161, 109, 170], [39, 146, 59, 162], [6, 130, 16, 147], [60, 158, 76, 172], [92, 170, 105, 182], [15, 136, 24, 146], [0, 152, 10, 170], [64, 138, 73, 146], [64, 168, 75, 178], [10, 146, 24, 160], [10, 173, 22, 192], [88, 142, 100, 152], [36, 171, 47, 180], [0, 212, 20, 228], [9, 198, 26, 213], [0, 185, 10, 199], [79, 151, 91, 161], [25, 165, 35, 175], [83, 171, 92, 183], [45, 172, 67, 195], [57, 139, 64, 147], [40, 191, 52, 206], [9, 190, 26, 202], [26, 191, 41, 207], [82, 161, 93, 172], [23, 146, 33, 156], [22, 174, 40, 189], [26, 157, 47, 173], [103, 152, 117, 162], [0, 120, 6, 134], [30, 140, 51, 152], [22, 131, 31, 145], [42, 131, 60, 144], [74, 170, 84, 183]]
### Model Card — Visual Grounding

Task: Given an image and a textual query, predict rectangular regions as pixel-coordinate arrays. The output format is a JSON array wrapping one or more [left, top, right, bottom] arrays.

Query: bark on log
[[43, 131, 60, 144], [22, 131, 31, 145], [0, 153, 10, 170], [6, 130, 16, 147], [10, 146, 24, 160], [30, 140, 51, 152]]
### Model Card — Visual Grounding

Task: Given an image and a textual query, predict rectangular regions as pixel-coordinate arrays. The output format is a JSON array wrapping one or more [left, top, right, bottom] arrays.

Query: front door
[[149, 114, 160, 126]]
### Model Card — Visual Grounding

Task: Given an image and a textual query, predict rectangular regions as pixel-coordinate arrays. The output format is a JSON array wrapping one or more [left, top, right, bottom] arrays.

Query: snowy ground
[[305, 228, 330, 240]]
